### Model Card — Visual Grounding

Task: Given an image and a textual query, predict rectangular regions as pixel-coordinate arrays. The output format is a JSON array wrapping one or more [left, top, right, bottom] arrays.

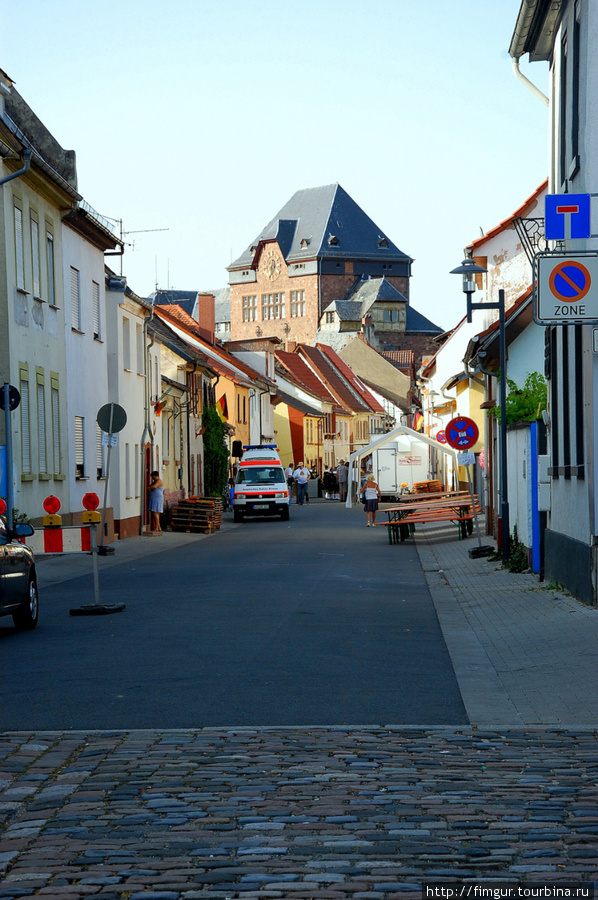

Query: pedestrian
[[361, 473, 381, 527], [147, 470, 164, 534], [322, 467, 335, 499], [293, 461, 311, 505], [285, 463, 294, 505], [337, 459, 349, 502]]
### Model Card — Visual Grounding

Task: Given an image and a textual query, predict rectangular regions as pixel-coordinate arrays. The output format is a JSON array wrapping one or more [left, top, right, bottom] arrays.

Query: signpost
[[0, 384, 20, 532], [545, 193, 591, 241], [445, 416, 492, 558], [96, 402, 127, 553], [534, 253, 598, 324]]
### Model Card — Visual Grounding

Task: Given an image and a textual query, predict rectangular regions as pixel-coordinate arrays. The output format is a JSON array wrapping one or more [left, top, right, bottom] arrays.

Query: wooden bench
[[385, 496, 482, 544]]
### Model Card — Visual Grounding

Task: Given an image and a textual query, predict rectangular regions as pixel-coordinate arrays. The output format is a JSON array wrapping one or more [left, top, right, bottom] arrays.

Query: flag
[[216, 394, 229, 422], [413, 412, 424, 432]]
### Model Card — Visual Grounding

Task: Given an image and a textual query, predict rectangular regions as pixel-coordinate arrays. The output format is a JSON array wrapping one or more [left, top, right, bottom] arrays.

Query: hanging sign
[[535, 253, 598, 324]]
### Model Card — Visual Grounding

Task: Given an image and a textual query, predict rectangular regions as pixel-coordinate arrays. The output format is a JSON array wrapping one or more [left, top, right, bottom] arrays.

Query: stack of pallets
[[170, 497, 223, 534], [413, 479, 442, 493]]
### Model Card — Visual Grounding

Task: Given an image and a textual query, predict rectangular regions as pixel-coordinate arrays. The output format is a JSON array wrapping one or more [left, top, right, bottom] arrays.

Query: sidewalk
[[414, 521, 598, 727]]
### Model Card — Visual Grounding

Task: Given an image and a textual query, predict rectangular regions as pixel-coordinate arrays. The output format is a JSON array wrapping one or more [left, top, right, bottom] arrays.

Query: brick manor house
[[227, 184, 440, 361]]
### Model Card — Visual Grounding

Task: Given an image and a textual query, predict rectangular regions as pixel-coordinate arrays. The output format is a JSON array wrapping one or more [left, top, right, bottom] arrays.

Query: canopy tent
[[345, 425, 459, 508]]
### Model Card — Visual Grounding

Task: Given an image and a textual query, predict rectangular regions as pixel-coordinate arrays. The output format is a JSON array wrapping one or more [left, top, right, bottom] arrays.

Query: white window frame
[[92, 280, 101, 339], [70, 266, 81, 330], [37, 376, 47, 474], [15, 204, 25, 291], [46, 231, 56, 306], [20, 373, 31, 474], [31, 216, 41, 299], [75, 415, 85, 478]]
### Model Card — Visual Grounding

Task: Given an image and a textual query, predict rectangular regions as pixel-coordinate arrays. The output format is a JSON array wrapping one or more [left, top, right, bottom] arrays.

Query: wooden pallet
[[170, 497, 223, 533]]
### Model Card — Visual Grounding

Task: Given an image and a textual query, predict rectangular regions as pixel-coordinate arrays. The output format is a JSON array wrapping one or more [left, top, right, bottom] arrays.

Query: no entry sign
[[535, 253, 598, 324], [445, 416, 479, 451]]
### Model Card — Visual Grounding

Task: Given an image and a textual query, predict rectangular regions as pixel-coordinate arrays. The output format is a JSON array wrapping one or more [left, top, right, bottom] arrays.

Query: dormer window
[[250, 245, 257, 255], [378, 236, 388, 248], [327, 234, 339, 246], [300, 238, 310, 248]]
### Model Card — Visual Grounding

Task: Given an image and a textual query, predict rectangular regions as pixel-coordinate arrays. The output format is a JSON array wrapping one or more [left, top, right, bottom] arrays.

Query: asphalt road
[[1, 501, 467, 730]]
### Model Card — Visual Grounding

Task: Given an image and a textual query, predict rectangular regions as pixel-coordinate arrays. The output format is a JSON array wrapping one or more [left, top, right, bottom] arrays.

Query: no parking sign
[[445, 416, 479, 451]]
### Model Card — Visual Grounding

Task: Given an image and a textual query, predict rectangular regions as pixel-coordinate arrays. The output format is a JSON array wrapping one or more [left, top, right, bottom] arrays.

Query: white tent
[[345, 425, 459, 508]]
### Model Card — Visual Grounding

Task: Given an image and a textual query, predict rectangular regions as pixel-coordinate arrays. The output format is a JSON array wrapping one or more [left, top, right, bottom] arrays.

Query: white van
[[232, 445, 289, 522]]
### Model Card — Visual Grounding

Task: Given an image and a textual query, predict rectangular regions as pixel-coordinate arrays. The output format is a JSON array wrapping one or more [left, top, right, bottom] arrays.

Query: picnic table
[[385, 493, 482, 544]]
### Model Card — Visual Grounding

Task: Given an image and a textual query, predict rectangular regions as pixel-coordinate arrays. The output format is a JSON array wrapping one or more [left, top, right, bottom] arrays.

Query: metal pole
[[90, 523, 101, 606], [4, 384, 14, 532], [99, 404, 115, 548], [499, 289, 510, 560]]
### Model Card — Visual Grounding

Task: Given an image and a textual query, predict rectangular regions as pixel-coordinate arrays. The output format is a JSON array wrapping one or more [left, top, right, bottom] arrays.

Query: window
[[125, 443, 131, 498], [51, 373, 61, 475], [136, 323, 144, 373], [134, 444, 140, 497], [70, 266, 81, 330], [122, 317, 131, 369], [14, 204, 25, 291], [383, 309, 399, 323], [92, 281, 101, 339], [46, 231, 56, 305], [75, 416, 85, 478], [325, 311, 335, 324], [242, 295, 258, 322], [262, 292, 285, 320], [96, 422, 104, 478], [20, 371, 31, 475], [37, 375, 47, 474], [290, 290, 305, 317], [31, 216, 41, 299]]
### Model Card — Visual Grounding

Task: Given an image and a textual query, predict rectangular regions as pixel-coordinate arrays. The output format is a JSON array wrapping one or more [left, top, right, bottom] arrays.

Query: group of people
[[284, 460, 352, 506]]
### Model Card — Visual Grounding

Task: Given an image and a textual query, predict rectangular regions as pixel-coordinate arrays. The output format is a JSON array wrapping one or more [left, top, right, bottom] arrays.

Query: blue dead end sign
[[545, 193, 591, 240], [445, 416, 479, 451]]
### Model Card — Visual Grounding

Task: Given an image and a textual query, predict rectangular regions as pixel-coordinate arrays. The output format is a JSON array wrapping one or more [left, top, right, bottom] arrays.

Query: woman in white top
[[361, 474, 381, 527]]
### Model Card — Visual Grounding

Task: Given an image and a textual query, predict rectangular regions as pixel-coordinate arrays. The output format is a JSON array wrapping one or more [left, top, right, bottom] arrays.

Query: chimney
[[196, 293, 215, 345], [285, 340, 298, 353]]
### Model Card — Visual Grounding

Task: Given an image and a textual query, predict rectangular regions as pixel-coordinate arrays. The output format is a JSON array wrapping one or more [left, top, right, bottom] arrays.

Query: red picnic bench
[[385, 494, 483, 544]]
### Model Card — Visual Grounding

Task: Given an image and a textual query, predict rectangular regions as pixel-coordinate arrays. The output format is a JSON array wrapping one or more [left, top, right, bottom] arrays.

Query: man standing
[[285, 463, 294, 505], [337, 459, 349, 502], [293, 462, 311, 505]]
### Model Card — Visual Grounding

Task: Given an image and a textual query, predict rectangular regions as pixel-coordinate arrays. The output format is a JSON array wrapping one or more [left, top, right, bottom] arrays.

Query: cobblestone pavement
[[1, 726, 598, 898], [2, 517, 598, 897]]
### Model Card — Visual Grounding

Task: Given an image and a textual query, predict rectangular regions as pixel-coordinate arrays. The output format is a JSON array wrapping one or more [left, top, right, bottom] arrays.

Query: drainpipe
[[139, 310, 155, 532], [512, 56, 549, 106], [0, 148, 32, 186]]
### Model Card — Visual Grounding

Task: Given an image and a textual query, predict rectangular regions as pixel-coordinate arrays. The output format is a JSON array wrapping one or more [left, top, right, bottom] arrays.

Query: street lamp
[[449, 257, 510, 560]]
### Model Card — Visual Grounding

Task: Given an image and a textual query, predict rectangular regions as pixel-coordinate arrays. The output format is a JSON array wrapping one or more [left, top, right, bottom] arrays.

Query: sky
[[2, 0, 550, 331]]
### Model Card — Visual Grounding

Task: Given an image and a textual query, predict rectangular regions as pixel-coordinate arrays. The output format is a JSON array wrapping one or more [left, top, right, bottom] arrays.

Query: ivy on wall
[[202, 407, 230, 498], [490, 372, 547, 426]]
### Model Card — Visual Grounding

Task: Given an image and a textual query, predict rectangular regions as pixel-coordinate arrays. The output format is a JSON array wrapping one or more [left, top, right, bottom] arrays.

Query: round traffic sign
[[97, 402, 127, 434], [549, 260, 591, 302], [445, 416, 479, 450], [0, 498, 6, 515], [0, 384, 20, 411], [436, 430, 447, 444]]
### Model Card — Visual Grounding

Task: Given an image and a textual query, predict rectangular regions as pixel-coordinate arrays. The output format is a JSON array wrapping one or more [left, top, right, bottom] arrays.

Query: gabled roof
[[298, 345, 378, 415], [229, 184, 412, 270], [275, 350, 340, 408], [405, 305, 444, 334], [382, 350, 415, 370], [154, 306, 274, 388], [467, 180, 548, 252], [316, 343, 385, 414]]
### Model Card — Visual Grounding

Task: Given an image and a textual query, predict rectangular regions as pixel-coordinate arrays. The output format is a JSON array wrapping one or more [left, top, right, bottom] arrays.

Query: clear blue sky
[[2, 0, 549, 329]]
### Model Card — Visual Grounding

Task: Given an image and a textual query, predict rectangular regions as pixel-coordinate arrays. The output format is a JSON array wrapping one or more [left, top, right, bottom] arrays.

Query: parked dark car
[[0, 517, 38, 629]]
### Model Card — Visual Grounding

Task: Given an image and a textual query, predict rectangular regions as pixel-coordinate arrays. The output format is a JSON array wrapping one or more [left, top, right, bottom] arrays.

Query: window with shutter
[[31, 217, 41, 298], [122, 317, 131, 369], [37, 381, 47, 473], [75, 416, 85, 478], [92, 281, 100, 338], [52, 385, 61, 475], [70, 267, 81, 330], [46, 232, 55, 306], [15, 205, 25, 291], [20, 377, 31, 474], [96, 422, 104, 478]]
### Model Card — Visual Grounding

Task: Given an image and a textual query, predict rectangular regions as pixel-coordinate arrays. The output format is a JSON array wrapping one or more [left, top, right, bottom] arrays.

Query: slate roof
[[149, 290, 198, 317], [330, 277, 409, 322], [229, 184, 412, 270], [405, 305, 443, 334]]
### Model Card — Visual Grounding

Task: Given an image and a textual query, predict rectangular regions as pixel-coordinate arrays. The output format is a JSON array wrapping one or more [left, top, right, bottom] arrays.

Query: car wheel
[[233, 508, 244, 523], [13, 574, 39, 630], [281, 507, 290, 521]]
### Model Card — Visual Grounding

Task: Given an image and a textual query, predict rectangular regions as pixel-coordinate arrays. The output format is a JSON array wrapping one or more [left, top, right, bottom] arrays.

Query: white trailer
[[372, 436, 429, 498], [346, 426, 459, 507]]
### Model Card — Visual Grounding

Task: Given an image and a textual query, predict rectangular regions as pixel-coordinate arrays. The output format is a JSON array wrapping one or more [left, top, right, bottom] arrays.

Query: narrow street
[[2, 500, 466, 730], [2, 501, 598, 897]]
